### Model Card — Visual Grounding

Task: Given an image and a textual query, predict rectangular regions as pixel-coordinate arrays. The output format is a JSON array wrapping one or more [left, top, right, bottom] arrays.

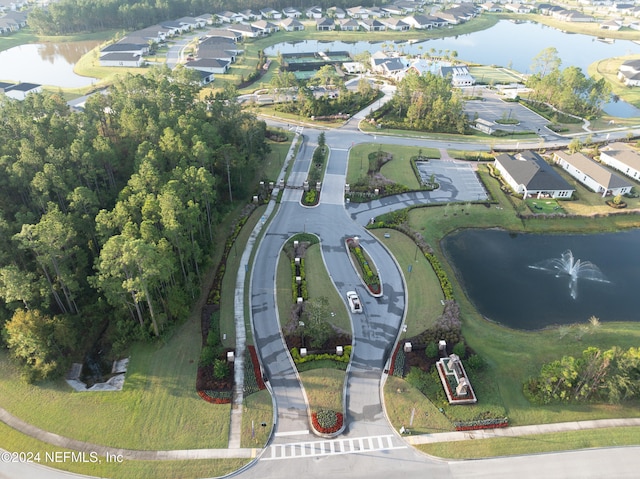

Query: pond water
[[0, 41, 100, 88], [441, 228, 640, 330], [266, 20, 640, 117]]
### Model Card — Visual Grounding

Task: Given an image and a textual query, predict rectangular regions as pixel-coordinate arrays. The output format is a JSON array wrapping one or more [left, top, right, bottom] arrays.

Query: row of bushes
[[199, 322, 224, 367], [410, 156, 439, 189], [291, 258, 308, 303], [424, 253, 454, 300], [453, 417, 509, 431], [290, 346, 352, 364], [206, 208, 254, 305]]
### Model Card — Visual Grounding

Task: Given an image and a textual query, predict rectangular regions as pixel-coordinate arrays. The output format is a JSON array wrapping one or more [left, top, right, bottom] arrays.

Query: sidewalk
[[405, 417, 640, 445], [227, 131, 303, 448]]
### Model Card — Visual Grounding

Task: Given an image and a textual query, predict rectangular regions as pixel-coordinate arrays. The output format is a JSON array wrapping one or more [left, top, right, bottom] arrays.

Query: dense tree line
[[524, 346, 640, 405], [370, 72, 467, 134], [0, 67, 269, 380], [526, 47, 610, 119], [27, 0, 376, 35]]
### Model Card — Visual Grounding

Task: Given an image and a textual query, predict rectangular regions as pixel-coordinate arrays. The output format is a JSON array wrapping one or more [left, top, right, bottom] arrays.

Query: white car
[[346, 291, 363, 314]]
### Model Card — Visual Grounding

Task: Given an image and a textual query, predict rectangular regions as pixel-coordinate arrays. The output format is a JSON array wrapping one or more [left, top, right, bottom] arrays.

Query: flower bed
[[454, 418, 509, 431], [345, 238, 382, 296], [311, 410, 344, 435], [198, 389, 232, 404], [244, 345, 266, 395]]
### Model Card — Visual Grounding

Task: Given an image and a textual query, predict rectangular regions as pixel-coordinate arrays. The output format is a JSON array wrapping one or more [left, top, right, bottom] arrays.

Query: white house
[[617, 59, 640, 87], [316, 17, 335, 31], [380, 17, 410, 31], [3, 82, 42, 100], [494, 151, 575, 199], [440, 65, 475, 86], [280, 17, 304, 31], [402, 15, 435, 29], [185, 58, 230, 74], [599, 142, 640, 181], [337, 18, 359, 31], [306, 6, 323, 19], [282, 7, 302, 18], [99, 52, 144, 67], [553, 151, 632, 197]]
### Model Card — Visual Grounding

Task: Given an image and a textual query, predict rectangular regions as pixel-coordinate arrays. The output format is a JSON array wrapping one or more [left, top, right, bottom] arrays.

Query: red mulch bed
[[248, 345, 266, 390]]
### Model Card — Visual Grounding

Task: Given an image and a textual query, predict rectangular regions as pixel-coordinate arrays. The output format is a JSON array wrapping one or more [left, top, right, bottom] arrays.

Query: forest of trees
[[526, 47, 611, 119], [370, 71, 467, 134], [0, 67, 269, 381], [27, 0, 377, 35]]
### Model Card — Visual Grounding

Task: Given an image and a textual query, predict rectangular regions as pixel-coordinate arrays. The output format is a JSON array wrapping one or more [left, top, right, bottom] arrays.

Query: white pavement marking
[[263, 435, 406, 460], [274, 429, 310, 437]]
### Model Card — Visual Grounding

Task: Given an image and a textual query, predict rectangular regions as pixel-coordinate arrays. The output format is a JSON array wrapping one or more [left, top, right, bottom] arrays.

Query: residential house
[[175, 16, 204, 30], [216, 11, 243, 23], [394, 1, 418, 14], [260, 8, 282, 20], [359, 18, 386, 31], [327, 7, 346, 19], [306, 6, 323, 19], [126, 25, 171, 44], [237, 9, 262, 21], [0, 10, 27, 34], [316, 17, 335, 31], [347, 6, 370, 19], [480, 3, 502, 12], [440, 65, 475, 86], [195, 13, 215, 25], [367, 6, 389, 18], [599, 142, 640, 181], [188, 69, 215, 85], [280, 17, 304, 31], [617, 59, 640, 86], [3, 82, 42, 100], [406, 58, 441, 76], [600, 19, 622, 30], [161, 20, 188, 35], [185, 58, 230, 74], [282, 7, 301, 18], [380, 17, 410, 31], [553, 151, 632, 197], [99, 53, 143, 67], [504, 3, 532, 14], [337, 18, 359, 31], [206, 28, 243, 42], [100, 42, 149, 58], [0, 81, 13, 93], [493, 151, 575, 199], [402, 15, 435, 29], [251, 20, 279, 34], [371, 54, 408, 79], [227, 23, 263, 38], [552, 9, 594, 22], [382, 5, 404, 16]]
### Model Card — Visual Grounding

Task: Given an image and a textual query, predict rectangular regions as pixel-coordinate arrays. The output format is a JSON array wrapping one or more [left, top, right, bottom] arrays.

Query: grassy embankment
[[347, 146, 640, 457]]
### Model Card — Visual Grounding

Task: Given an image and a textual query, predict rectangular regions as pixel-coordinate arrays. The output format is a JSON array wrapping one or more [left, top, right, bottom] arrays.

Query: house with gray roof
[[553, 151, 632, 197], [185, 58, 230, 74], [316, 17, 335, 30], [494, 151, 575, 199], [280, 17, 304, 31], [99, 52, 144, 67], [4, 82, 42, 100], [617, 59, 640, 87], [599, 142, 640, 181]]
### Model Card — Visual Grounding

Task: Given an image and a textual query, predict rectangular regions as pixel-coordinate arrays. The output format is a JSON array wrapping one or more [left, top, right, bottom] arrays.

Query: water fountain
[[528, 250, 610, 300]]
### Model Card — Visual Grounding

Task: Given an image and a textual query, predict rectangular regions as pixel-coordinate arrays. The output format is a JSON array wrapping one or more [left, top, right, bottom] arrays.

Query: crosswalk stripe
[[263, 435, 406, 461]]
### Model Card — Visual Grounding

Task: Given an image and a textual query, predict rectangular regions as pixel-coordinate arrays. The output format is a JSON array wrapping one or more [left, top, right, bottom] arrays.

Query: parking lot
[[416, 159, 488, 203]]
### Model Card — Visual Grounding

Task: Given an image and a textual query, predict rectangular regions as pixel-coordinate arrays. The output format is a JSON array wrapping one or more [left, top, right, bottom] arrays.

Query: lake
[[441, 228, 640, 330], [0, 41, 100, 88], [266, 20, 640, 117]]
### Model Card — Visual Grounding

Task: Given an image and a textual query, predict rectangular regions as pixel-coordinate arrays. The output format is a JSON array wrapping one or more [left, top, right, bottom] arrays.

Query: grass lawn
[[241, 389, 273, 448], [468, 66, 526, 84], [300, 369, 345, 414], [370, 228, 443, 337], [347, 144, 440, 187], [0, 422, 248, 479], [418, 427, 640, 459], [0, 311, 231, 451], [589, 55, 640, 111], [305, 244, 351, 335]]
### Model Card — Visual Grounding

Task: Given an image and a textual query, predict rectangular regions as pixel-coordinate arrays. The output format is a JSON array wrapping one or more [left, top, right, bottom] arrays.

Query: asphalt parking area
[[416, 160, 488, 202]]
